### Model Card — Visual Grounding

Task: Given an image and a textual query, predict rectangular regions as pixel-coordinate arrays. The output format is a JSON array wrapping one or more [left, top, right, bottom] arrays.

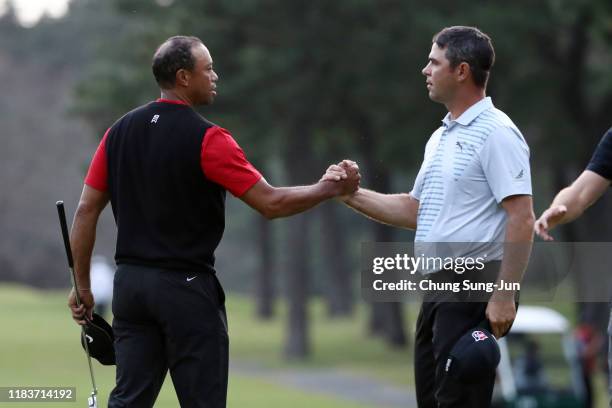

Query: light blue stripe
[[457, 129, 488, 138], [419, 204, 443, 209], [458, 128, 487, 137], [478, 117, 505, 129], [454, 157, 471, 163]]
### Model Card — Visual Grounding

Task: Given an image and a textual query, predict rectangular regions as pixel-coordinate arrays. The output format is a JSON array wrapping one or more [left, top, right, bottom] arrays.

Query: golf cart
[[492, 306, 585, 408]]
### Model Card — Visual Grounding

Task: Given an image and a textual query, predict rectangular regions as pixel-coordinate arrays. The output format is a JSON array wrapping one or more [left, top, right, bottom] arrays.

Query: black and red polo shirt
[[85, 98, 262, 272]]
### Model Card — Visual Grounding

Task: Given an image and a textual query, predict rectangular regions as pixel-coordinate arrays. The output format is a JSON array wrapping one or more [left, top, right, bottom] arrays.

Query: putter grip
[[56, 201, 74, 268]]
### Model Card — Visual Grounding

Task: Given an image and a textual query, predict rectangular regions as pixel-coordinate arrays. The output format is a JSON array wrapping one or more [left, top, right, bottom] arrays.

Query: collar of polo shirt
[[442, 97, 494, 127]]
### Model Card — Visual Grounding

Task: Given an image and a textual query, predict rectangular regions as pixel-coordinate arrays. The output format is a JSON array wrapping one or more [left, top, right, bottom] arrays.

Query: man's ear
[[456, 62, 471, 83], [175, 69, 191, 87]]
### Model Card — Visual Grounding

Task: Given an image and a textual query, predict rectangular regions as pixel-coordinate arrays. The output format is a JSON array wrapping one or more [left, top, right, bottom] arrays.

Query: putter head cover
[[444, 327, 500, 383], [80, 313, 115, 365]]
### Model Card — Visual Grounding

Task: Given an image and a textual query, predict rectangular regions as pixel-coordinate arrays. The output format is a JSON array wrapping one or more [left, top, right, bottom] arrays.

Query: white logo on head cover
[[472, 330, 488, 342], [151, 114, 160, 123], [186, 276, 197, 282], [86, 334, 94, 343]]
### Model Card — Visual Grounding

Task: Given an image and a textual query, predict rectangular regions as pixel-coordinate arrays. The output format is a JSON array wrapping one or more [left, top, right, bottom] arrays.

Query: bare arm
[[323, 160, 418, 229], [535, 170, 610, 240], [240, 169, 359, 219], [341, 189, 419, 230], [486, 194, 535, 338], [68, 185, 109, 324]]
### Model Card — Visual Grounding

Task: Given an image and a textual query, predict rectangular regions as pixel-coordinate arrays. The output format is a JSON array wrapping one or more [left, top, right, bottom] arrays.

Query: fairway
[[0, 285, 411, 408]]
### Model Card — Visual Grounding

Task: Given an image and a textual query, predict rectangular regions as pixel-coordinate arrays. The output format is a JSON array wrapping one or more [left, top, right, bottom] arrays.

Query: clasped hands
[[320, 159, 361, 198]]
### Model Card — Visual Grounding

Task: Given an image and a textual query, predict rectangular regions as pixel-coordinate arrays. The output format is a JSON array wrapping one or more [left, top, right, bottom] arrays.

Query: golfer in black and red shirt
[[68, 35, 360, 408]]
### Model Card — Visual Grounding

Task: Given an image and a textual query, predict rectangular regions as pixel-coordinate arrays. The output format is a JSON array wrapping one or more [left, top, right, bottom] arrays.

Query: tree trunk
[[320, 202, 354, 317], [255, 216, 275, 319], [365, 167, 408, 347], [283, 121, 314, 360], [349, 109, 409, 348], [284, 213, 311, 359]]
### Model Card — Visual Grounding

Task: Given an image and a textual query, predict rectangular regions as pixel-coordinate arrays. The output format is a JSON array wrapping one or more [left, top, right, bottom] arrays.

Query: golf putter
[[56, 201, 98, 408]]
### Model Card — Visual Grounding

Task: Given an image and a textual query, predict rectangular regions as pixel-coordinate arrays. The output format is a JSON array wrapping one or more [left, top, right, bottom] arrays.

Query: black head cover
[[80, 313, 115, 366], [444, 327, 500, 383]]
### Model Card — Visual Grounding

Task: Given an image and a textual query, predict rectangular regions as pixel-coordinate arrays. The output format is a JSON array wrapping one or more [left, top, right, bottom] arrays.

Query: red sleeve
[[84, 129, 110, 191], [201, 126, 262, 197]]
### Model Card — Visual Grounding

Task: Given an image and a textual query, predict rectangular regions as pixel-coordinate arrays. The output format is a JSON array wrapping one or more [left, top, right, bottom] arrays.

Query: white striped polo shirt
[[410, 97, 532, 269]]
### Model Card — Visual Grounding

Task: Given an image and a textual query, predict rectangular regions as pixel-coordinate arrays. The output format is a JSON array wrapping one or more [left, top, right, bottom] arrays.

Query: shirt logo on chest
[[151, 114, 160, 124], [453, 132, 485, 180]]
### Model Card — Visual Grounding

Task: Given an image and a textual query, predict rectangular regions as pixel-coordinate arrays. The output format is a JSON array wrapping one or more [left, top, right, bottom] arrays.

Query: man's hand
[[534, 205, 567, 241], [335, 159, 360, 197], [339, 159, 359, 174], [320, 160, 361, 197], [485, 298, 516, 338], [334, 161, 360, 196], [68, 288, 95, 325], [320, 164, 348, 182]]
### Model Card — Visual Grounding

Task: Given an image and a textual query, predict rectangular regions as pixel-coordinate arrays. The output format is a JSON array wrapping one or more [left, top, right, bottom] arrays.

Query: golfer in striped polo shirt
[[330, 26, 535, 407]]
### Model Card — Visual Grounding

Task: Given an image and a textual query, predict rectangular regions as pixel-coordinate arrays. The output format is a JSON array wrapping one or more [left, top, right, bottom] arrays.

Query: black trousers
[[108, 264, 229, 408], [414, 262, 501, 408]]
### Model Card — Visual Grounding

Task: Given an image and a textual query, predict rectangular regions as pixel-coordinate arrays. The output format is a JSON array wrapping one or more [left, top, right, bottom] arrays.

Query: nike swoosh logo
[[86, 334, 93, 343], [186, 276, 197, 282]]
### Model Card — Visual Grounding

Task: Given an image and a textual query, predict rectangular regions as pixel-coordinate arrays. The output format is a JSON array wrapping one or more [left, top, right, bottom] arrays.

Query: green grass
[[226, 296, 414, 385], [226, 376, 372, 408], [1, 284, 608, 407], [0, 284, 384, 407]]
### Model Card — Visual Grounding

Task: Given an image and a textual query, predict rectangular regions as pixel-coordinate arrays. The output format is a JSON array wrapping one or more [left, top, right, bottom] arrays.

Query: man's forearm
[[263, 182, 338, 219], [495, 214, 534, 297], [547, 171, 610, 226], [70, 205, 100, 290], [549, 186, 584, 224], [343, 189, 417, 229]]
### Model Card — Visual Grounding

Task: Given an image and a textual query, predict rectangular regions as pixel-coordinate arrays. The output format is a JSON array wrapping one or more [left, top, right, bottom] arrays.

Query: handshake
[[319, 159, 361, 199]]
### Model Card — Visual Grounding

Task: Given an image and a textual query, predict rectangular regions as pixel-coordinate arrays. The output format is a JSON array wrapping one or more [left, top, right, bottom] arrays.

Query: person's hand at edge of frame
[[68, 288, 95, 326], [534, 205, 567, 241]]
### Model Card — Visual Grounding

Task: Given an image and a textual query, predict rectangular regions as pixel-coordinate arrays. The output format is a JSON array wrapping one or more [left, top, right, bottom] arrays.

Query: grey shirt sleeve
[[479, 126, 532, 203]]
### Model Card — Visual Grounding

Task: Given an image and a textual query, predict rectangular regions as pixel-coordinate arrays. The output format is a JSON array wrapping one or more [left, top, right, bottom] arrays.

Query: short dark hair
[[433, 26, 495, 88], [152, 36, 203, 88]]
